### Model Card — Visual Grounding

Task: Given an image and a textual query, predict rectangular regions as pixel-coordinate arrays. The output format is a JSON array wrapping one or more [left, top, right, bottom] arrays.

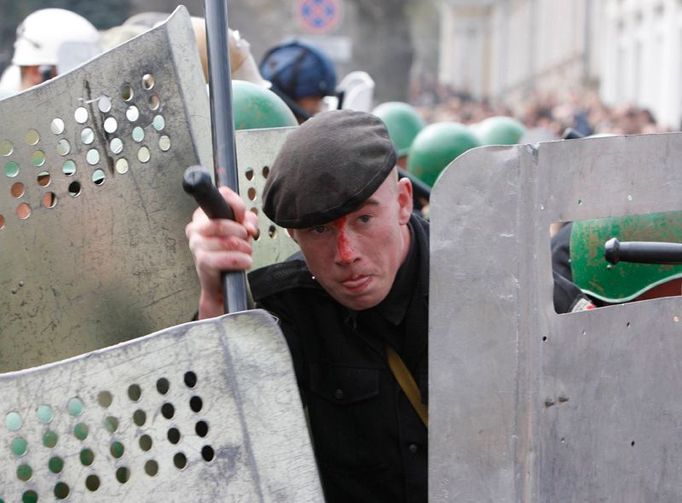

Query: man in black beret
[[186, 109, 428, 503]]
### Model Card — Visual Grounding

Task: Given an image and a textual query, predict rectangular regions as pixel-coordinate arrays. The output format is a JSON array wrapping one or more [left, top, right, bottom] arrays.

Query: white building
[[439, 0, 682, 129], [601, 0, 682, 129]]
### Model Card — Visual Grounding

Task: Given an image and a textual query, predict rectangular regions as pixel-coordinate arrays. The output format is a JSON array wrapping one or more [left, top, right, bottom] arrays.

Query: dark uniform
[[550, 222, 597, 312], [240, 110, 428, 501], [551, 222, 573, 282], [248, 213, 428, 503]]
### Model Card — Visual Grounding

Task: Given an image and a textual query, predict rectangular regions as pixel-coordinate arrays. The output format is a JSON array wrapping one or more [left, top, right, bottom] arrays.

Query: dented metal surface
[[430, 134, 682, 502], [0, 310, 323, 501], [0, 8, 210, 372], [0, 7, 302, 373]]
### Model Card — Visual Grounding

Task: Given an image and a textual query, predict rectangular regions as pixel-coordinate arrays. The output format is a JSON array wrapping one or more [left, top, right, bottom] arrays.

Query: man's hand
[[185, 186, 259, 319]]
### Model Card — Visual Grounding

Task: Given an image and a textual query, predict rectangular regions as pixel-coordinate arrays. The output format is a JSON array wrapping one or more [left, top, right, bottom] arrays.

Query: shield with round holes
[[235, 127, 299, 268], [0, 7, 213, 372], [0, 310, 324, 501], [430, 133, 682, 501], [0, 7, 303, 373]]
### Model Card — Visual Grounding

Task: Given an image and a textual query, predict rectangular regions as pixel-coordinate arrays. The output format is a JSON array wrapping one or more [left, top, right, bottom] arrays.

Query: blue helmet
[[259, 40, 336, 101]]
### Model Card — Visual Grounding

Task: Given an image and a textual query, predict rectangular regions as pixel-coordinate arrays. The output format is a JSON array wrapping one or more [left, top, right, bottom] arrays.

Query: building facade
[[440, 0, 682, 129], [601, 0, 682, 129]]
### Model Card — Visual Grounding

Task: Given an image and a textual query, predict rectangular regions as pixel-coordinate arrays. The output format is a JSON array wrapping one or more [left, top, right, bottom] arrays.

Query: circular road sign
[[296, 0, 343, 34]]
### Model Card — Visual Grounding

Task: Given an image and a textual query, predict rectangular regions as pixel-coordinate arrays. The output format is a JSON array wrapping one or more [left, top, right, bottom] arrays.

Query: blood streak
[[334, 216, 354, 262]]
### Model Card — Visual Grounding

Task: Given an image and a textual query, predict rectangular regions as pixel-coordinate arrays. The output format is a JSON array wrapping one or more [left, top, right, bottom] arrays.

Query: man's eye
[[310, 225, 328, 234], [358, 215, 372, 224]]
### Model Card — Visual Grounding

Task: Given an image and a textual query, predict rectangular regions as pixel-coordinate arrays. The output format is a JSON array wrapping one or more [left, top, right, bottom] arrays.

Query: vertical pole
[[204, 0, 249, 313]]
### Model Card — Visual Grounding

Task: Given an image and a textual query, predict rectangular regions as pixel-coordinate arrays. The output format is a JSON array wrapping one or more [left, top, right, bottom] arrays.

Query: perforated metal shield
[[0, 309, 323, 501], [430, 133, 682, 502], [0, 8, 211, 372], [235, 127, 300, 269]]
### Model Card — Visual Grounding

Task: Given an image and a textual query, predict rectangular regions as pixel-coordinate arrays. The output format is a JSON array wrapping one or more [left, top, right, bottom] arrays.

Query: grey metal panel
[[430, 133, 682, 502], [236, 127, 300, 270], [430, 145, 525, 503], [0, 309, 323, 501], [0, 7, 211, 372]]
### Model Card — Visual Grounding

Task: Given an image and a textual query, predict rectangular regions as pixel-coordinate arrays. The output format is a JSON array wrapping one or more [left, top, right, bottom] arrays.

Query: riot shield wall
[[430, 133, 682, 502]]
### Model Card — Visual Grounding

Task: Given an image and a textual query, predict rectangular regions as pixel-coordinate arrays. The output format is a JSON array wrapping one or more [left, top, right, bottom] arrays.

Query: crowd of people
[[411, 79, 667, 138]]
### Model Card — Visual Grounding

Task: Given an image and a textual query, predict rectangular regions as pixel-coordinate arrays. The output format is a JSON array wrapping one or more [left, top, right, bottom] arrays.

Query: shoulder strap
[[386, 345, 428, 428]]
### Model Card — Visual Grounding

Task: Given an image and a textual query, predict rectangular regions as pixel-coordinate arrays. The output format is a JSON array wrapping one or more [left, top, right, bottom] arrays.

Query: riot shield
[[235, 127, 299, 268], [0, 7, 210, 372], [0, 6, 301, 373], [0, 309, 323, 501], [430, 133, 682, 502]]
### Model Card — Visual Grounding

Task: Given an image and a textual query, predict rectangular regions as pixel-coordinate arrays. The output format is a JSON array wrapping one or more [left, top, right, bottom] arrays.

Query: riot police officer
[[407, 121, 480, 187], [5, 8, 100, 92], [372, 101, 426, 169], [259, 40, 337, 123], [231, 79, 297, 130]]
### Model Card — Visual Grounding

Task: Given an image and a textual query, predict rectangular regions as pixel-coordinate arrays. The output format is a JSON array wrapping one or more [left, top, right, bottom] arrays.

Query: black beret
[[262, 109, 397, 229]]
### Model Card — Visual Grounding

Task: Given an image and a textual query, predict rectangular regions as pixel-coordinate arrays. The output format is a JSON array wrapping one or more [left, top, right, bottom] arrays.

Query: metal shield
[[430, 133, 682, 502], [0, 310, 323, 501], [236, 127, 300, 269], [0, 7, 212, 372]]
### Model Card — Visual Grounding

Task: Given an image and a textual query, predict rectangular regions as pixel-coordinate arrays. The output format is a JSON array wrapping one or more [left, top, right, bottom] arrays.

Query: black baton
[[604, 238, 682, 265]]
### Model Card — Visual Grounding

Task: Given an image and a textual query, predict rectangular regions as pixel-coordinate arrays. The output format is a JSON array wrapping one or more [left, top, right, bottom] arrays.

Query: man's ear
[[287, 228, 298, 243], [397, 177, 413, 224]]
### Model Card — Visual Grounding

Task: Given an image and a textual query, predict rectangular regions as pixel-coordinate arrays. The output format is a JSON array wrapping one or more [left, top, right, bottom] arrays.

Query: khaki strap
[[386, 345, 428, 428]]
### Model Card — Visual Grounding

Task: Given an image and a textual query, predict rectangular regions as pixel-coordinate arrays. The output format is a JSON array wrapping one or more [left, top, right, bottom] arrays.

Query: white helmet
[[12, 9, 100, 67], [0, 65, 20, 95]]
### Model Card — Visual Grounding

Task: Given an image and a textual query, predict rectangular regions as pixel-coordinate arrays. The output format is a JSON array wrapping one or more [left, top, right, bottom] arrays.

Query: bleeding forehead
[[332, 215, 347, 228]]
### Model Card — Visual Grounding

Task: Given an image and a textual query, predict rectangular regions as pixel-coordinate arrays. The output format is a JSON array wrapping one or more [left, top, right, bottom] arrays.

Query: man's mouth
[[340, 275, 371, 291]]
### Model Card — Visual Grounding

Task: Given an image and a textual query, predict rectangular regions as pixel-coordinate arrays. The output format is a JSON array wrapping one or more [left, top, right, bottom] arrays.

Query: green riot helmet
[[232, 80, 298, 130], [407, 122, 480, 187], [372, 101, 425, 157], [570, 211, 682, 303], [474, 116, 526, 145]]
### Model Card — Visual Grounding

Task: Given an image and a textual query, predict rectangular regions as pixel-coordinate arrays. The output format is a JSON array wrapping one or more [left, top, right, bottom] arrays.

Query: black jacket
[[249, 215, 429, 503]]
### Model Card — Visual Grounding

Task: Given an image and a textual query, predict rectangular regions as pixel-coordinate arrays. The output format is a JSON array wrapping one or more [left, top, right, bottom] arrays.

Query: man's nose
[[334, 225, 359, 264], [331, 216, 359, 264]]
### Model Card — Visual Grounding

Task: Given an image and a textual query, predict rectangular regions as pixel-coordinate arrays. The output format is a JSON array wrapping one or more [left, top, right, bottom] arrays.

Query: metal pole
[[204, 0, 248, 313]]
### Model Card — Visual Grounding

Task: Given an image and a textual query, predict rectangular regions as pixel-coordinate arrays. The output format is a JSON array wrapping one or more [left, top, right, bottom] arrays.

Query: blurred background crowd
[[1, 0, 678, 138], [412, 83, 665, 137]]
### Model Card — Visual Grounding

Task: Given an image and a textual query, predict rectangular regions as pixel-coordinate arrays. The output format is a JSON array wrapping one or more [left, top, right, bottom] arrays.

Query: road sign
[[295, 0, 343, 34]]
